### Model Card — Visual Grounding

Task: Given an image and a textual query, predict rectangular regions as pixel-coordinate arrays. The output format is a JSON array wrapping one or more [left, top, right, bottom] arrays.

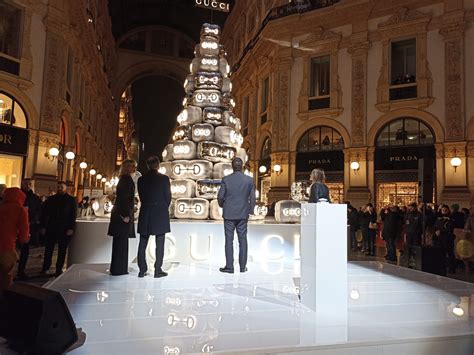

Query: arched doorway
[[258, 137, 271, 205], [374, 117, 435, 211], [0, 91, 28, 187], [296, 125, 344, 203]]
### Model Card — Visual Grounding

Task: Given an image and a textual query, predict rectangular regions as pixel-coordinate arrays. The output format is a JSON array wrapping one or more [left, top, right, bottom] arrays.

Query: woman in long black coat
[[107, 159, 137, 276]]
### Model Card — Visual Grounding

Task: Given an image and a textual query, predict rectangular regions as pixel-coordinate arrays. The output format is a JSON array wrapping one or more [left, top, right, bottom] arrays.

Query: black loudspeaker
[[1, 282, 78, 354], [418, 158, 434, 203]]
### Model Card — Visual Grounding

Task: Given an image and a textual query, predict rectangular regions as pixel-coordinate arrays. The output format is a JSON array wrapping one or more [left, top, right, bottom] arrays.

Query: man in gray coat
[[217, 158, 256, 273]]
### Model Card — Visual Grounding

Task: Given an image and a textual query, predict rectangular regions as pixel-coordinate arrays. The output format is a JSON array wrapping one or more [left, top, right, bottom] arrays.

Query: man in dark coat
[[347, 205, 359, 251], [137, 156, 171, 278], [406, 202, 422, 246], [217, 157, 256, 273], [17, 178, 42, 279], [382, 206, 402, 262], [40, 181, 77, 276]]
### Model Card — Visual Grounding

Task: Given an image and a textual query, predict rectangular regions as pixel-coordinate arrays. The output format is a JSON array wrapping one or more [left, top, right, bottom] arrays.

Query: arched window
[[297, 126, 343, 152], [261, 137, 271, 161], [376, 118, 434, 147], [0, 92, 27, 128]]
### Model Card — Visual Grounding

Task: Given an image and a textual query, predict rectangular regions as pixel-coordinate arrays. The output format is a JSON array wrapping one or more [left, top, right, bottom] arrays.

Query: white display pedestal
[[300, 203, 347, 342]]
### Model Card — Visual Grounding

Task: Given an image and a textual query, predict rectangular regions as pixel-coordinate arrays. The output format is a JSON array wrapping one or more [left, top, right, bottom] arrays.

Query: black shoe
[[54, 271, 63, 277], [17, 272, 28, 280], [240, 267, 248, 273], [154, 271, 168, 278], [219, 267, 234, 274], [138, 272, 147, 278], [39, 269, 48, 276]]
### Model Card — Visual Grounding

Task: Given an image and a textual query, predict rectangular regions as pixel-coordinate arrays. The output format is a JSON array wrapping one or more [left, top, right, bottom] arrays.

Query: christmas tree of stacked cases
[[160, 23, 247, 220]]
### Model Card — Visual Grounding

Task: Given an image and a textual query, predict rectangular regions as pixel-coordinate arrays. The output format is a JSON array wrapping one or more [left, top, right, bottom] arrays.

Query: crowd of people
[[0, 180, 77, 290], [347, 201, 473, 274], [1, 167, 473, 288]]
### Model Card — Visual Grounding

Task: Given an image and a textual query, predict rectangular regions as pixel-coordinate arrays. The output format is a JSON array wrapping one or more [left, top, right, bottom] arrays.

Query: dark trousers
[[367, 229, 376, 255], [18, 242, 29, 274], [350, 228, 357, 250], [42, 233, 70, 274], [224, 219, 248, 270], [407, 232, 421, 247], [386, 237, 397, 261], [440, 233, 456, 273], [138, 234, 165, 274], [110, 233, 129, 276]]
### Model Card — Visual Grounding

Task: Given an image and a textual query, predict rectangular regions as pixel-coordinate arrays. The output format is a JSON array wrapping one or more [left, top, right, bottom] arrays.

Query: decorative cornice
[[378, 7, 431, 28]]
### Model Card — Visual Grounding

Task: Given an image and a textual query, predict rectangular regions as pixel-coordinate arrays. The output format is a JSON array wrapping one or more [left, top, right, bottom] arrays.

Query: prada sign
[[0, 123, 28, 156], [375, 146, 435, 171], [296, 151, 344, 172], [195, 0, 230, 12]]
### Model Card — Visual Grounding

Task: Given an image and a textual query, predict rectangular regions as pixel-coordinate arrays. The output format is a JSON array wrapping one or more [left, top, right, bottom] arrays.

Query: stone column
[[440, 15, 465, 141], [267, 52, 292, 204], [345, 34, 371, 207], [347, 35, 370, 147], [440, 142, 471, 207], [344, 147, 371, 208]]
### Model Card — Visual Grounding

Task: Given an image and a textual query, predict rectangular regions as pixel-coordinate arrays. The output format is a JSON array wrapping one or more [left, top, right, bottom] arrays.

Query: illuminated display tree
[[160, 23, 247, 220]]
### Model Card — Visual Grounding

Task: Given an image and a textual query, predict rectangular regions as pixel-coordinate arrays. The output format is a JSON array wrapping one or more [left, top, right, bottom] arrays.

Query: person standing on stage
[[0, 188, 29, 290], [308, 168, 331, 203], [137, 156, 171, 278], [107, 159, 137, 276], [17, 178, 42, 280], [40, 181, 77, 277], [218, 157, 256, 273]]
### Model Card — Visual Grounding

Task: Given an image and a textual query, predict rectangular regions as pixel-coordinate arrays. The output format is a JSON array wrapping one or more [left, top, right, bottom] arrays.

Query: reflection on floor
[[44, 261, 474, 355]]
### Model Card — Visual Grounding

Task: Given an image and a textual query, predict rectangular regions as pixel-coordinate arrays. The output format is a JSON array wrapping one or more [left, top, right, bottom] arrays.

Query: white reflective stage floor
[[46, 261, 474, 355]]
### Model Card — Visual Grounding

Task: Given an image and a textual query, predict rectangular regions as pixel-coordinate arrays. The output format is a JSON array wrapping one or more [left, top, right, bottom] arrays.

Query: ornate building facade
[[0, 0, 117, 196], [222, 0, 474, 209], [116, 87, 138, 168]]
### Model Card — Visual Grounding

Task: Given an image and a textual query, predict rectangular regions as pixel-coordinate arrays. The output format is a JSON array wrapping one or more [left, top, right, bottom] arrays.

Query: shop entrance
[[374, 118, 435, 211]]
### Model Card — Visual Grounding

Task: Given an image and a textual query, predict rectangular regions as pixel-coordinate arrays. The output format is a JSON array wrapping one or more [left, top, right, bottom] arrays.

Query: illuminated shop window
[[0, 153, 22, 187], [0, 92, 27, 128]]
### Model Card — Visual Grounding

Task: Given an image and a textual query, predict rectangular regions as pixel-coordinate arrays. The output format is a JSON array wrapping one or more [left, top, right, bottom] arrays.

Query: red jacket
[[0, 188, 29, 252]]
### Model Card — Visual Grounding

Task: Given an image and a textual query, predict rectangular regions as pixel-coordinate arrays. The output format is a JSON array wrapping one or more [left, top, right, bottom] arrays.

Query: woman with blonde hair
[[308, 168, 331, 203], [107, 159, 137, 275]]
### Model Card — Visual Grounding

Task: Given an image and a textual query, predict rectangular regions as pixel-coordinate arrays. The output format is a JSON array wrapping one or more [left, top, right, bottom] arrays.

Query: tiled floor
[[43, 261, 474, 355]]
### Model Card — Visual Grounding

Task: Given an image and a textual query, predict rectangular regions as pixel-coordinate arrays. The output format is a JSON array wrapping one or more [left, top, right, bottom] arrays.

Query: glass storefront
[[296, 126, 344, 203], [0, 153, 22, 187], [0, 92, 28, 187], [375, 117, 435, 211]]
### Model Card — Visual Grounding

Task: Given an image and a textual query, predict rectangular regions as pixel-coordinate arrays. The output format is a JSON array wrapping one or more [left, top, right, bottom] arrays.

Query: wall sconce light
[[96, 173, 103, 180], [89, 168, 97, 176], [65, 151, 75, 160], [45, 147, 60, 161], [259, 165, 267, 174], [101, 177, 107, 183], [350, 161, 360, 173], [273, 164, 282, 176], [450, 148, 462, 172], [79, 161, 88, 170], [452, 305, 464, 317]]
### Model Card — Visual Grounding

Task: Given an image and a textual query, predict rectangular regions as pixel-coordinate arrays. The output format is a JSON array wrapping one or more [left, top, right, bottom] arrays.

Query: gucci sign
[[195, 0, 230, 12]]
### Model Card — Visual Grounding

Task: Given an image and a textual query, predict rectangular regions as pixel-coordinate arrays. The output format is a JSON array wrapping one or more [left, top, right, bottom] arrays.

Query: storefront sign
[[0, 124, 28, 156], [296, 151, 344, 172], [195, 0, 230, 12], [375, 146, 435, 171]]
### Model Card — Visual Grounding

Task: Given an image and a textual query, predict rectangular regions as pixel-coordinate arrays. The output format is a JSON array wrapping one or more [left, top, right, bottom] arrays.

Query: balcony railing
[[231, 0, 341, 73]]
